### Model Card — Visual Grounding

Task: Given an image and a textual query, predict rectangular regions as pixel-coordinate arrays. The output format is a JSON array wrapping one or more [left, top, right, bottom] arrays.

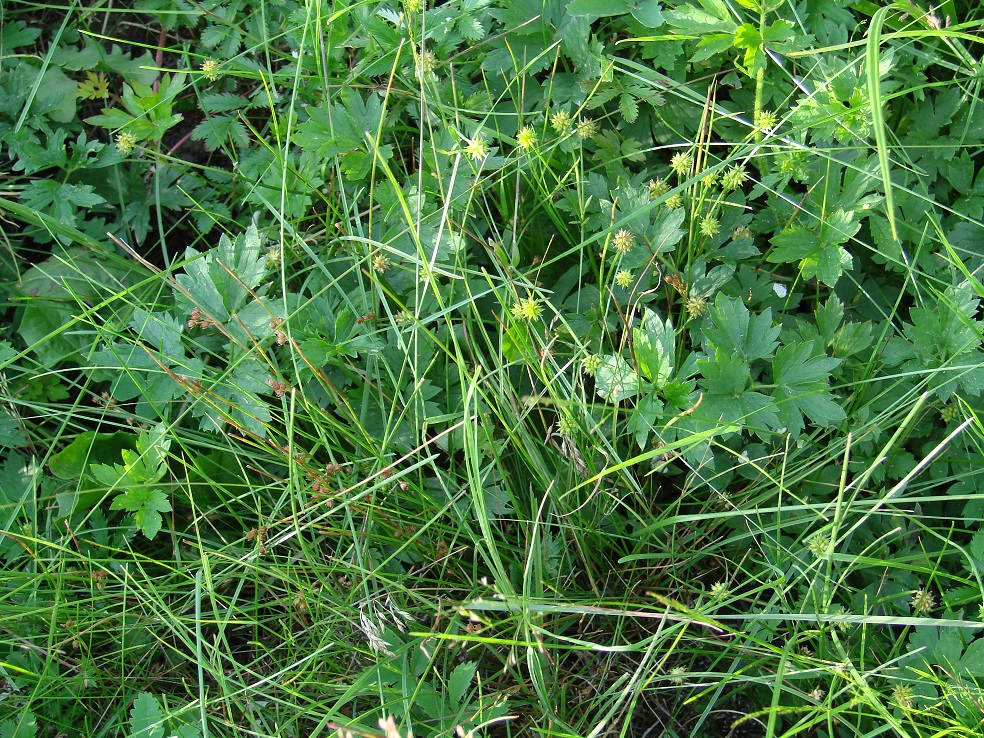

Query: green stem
[[753, 7, 767, 140]]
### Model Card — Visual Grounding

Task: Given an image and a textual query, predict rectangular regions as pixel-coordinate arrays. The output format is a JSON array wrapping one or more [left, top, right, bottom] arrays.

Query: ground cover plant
[[1, 0, 984, 736]]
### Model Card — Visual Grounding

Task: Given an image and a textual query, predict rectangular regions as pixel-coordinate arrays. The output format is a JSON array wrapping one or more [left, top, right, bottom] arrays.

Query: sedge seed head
[[699, 215, 720, 237], [911, 587, 936, 615], [464, 135, 489, 161], [115, 131, 138, 154], [670, 151, 693, 177], [416, 50, 438, 76], [372, 253, 392, 273], [722, 165, 748, 190], [807, 532, 831, 559], [892, 684, 915, 709], [201, 58, 220, 81], [517, 126, 537, 150], [557, 415, 577, 438], [612, 228, 636, 254], [941, 404, 960, 423], [685, 295, 708, 319], [550, 110, 572, 134], [648, 178, 669, 198], [511, 296, 543, 322], [575, 117, 598, 139], [755, 109, 779, 132], [668, 666, 687, 685], [582, 354, 603, 376], [614, 269, 634, 288]]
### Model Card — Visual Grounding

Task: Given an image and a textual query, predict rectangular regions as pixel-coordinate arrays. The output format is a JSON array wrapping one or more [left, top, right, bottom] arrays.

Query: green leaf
[[0, 455, 39, 530], [91, 424, 172, 538], [665, 4, 736, 35], [630, 0, 664, 28], [695, 352, 779, 435], [49, 431, 136, 480], [772, 342, 844, 434], [457, 15, 485, 40], [17, 248, 141, 363], [107, 486, 171, 539], [0, 413, 26, 450], [4, 126, 69, 175], [768, 224, 854, 288], [84, 107, 137, 131], [628, 393, 663, 448], [619, 93, 640, 124], [296, 87, 389, 161], [768, 226, 819, 263], [175, 224, 267, 319], [449, 661, 478, 707], [0, 711, 37, 738], [128, 693, 166, 738], [192, 361, 273, 438], [567, 0, 632, 16], [691, 33, 734, 63], [594, 354, 640, 401], [199, 93, 251, 114], [633, 309, 674, 388], [135, 422, 171, 475], [701, 294, 779, 363], [191, 115, 250, 152], [1, 21, 41, 49], [27, 64, 77, 123]]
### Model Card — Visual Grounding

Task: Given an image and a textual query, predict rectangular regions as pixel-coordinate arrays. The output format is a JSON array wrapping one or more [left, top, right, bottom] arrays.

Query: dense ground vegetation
[[1, 0, 984, 736]]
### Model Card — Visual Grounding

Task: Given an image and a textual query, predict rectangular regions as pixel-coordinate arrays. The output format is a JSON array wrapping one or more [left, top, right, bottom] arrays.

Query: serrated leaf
[[768, 226, 819, 263], [805, 245, 853, 288], [651, 206, 686, 255], [771, 342, 844, 433], [773, 342, 840, 387], [194, 360, 273, 438], [449, 661, 478, 707], [5, 126, 69, 175], [136, 423, 171, 475], [815, 294, 844, 345], [107, 484, 171, 539], [695, 352, 779, 435], [1, 20, 41, 49], [691, 33, 734, 63], [199, 93, 250, 113], [702, 294, 779, 363], [129, 693, 165, 738], [176, 224, 267, 318], [619, 93, 639, 123], [456, 15, 485, 40], [0, 711, 37, 738], [130, 308, 185, 358], [0, 455, 39, 528], [769, 226, 853, 287], [191, 116, 250, 151]]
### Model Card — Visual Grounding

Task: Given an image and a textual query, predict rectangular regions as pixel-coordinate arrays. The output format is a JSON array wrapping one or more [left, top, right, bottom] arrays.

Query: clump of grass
[[1, 1, 984, 737]]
